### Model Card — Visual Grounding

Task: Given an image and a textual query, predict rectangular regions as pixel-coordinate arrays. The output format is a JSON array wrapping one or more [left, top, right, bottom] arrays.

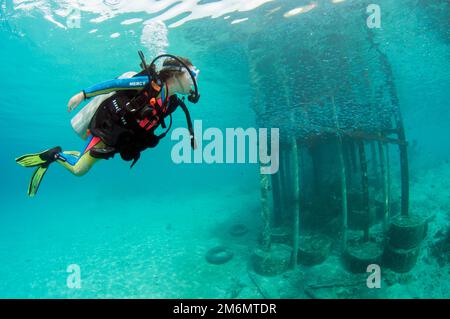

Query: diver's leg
[[54, 136, 107, 176], [55, 151, 100, 176], [16, 136, 106, 196]]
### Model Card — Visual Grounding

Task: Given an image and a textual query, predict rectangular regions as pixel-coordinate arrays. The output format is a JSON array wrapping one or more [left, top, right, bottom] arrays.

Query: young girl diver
[[15, 52, 200, 196]]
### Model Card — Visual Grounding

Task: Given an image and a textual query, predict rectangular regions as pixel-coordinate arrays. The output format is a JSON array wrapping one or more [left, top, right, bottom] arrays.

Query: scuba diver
[[15, 52, 200, 196]]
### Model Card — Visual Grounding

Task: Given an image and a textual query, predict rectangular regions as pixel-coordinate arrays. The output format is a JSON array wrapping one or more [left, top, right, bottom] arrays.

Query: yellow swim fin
[[27, 165, 49, 197], [15, 146, 62, 167]]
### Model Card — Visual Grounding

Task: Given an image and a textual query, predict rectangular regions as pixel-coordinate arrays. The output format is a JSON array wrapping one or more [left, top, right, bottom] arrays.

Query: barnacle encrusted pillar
[[252, 170, 292, 277], [259, 172, 272, 251], [377, 140, 390, 235], [358, 141, 370, 242], [339, 141, 349, 252], [331, 96, 349, 251], [290, 137, 300, 268], [271, 170, 283, 227]]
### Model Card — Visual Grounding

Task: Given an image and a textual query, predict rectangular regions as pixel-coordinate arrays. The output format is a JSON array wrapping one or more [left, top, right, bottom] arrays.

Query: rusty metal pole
[[331, 96, 349, 252], [370, 142, 379, 186], [378, 140, 390, 235], [358, 141, 370, 242], [260, 172, 272, 252], [398, 129, 410, 217], [281, 146, 290, 214], [290, 138, 300, 268], [271, 171, 282, 227], [343, 140, 353, 187]]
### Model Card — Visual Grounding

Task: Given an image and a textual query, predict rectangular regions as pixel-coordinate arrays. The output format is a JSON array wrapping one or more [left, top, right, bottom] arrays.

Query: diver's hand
[[67, 91, 85, 112]]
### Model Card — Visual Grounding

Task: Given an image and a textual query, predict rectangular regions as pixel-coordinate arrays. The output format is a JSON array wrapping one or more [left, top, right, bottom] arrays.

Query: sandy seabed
[[0, 163, 448, 299]]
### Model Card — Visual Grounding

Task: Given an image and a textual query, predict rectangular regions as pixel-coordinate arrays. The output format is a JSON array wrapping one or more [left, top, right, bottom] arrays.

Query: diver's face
[[175, 66, 199, 95], [176, 71, 192, 94]]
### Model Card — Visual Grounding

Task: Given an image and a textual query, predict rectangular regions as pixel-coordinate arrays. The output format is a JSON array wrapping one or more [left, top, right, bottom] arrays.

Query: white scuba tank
[[70, 71, 138, 140]]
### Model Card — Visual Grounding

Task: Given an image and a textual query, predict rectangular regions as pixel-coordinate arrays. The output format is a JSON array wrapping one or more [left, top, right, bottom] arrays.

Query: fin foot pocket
[[15, 146, 62, 167]]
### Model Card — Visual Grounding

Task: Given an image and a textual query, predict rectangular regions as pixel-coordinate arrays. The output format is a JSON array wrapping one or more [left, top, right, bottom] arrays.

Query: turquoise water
[[0, 0, 449, 298]]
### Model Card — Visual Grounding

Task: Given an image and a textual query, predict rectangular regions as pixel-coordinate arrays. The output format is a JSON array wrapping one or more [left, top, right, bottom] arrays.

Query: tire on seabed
[[388, 215, 427, 249], [205, 246, 234, 265], [384, 244, 420, 273], [343, 241, 384, 273], [229, 224, 249, 237], [298, 232, 333, 266], [251, 243, 292, 277]]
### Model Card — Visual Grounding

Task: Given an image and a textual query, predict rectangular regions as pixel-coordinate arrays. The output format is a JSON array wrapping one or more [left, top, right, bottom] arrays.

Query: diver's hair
[[158, 56, 193, 82]]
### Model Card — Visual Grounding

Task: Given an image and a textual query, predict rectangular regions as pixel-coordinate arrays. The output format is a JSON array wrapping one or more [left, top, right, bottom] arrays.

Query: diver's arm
[[67, 76, 149, 112], [68, 92, 85, 112], [83, 76, 149, 98]]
